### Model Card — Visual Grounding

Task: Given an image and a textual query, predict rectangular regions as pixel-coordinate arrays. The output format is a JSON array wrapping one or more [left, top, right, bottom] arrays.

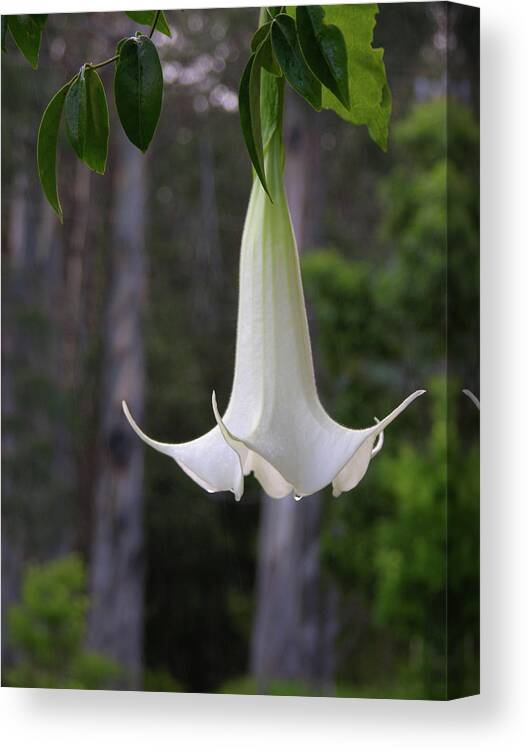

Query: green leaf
[[114, 35, 163, 152], [318, 4, 391, 151], [7, 15, 42, 68], [251, 23, 281, 77], [251, 22, 271, 53], [64, 66, 109, 173], [296, 6, 349, 109], [84, 69, 109, 173], [37, 80, 73, 221], [84, 68, 109, 174], [265, 7, 284, 20], [238, 49, 270, 199], [65, 71, 87, 161], [1, 17, 8, 53], [270, 13, 321, 111], [261, 35, 282, 78], [30, 14, 48, 30], [125, 10, 171, 37]]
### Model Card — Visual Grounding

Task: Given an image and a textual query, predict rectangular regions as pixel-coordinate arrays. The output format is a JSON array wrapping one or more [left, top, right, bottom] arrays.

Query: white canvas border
[[2, 1, 528, 748]]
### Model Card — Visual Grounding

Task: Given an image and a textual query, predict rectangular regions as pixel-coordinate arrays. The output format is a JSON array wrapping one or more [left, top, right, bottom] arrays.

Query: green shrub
[[5, 555, 121, 689]]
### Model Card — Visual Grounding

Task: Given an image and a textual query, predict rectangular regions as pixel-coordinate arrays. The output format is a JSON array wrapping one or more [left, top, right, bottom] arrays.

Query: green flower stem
[[88, 55, 118, 71], [257, 8, 285, 188], [149, 10, 161, 39]]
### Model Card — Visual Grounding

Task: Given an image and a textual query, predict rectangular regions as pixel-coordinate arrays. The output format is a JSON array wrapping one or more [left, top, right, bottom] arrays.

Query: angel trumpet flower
[[123, 130, 424, 501]]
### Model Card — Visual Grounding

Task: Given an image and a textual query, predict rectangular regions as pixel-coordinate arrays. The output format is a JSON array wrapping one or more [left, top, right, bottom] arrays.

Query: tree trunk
[[1, 171, 29, 667], [87, 131, 146, 688], [194, 122, 221, 328], [250, 98, 337, 691]]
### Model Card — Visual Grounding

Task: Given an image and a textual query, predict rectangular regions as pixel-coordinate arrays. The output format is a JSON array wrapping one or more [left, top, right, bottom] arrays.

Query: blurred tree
[[87, 127, 146, 688], [1, 67, 75, 665]]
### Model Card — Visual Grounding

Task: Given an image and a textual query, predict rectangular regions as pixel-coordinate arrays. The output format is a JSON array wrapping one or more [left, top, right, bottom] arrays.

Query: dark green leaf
[[1, 17, 8, 53], [238, 52, 270, 199], [64, 70, 87, 161], [251, 22, 270, 53], [125, 10, 171, 37], [270, 13, 321, 111], [7, 15, 42, 68], [260, 35, 281, 78], [260, 69, 283, 152], [84, 68, 109, 173], [251, 23, 281, 77], [114, 35, 163, 152], [265, 7, 284, 20], [37, 80, 72, 221], [296, 6, 349, 109], [64, 67, 109, 173], [30, 14, 48, 30], [318, 4, 391, 151]]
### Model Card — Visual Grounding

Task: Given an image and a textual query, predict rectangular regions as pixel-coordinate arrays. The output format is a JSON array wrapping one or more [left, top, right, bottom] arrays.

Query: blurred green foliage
[[143, 668, 183, 693], [220, 675, 319, 697], [377, 98, 479, 366], [320, 379, 478, 699], [5, 555, 120, 689], [301, 96, 479, 700]]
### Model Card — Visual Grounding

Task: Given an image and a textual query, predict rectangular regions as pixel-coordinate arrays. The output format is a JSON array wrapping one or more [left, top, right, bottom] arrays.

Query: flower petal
[[212, 392, 292, 499], [122, 401, 244, 499], [212, 390, 426, 499], [462, 389, 480, 410], [332, 390, 426, 496]]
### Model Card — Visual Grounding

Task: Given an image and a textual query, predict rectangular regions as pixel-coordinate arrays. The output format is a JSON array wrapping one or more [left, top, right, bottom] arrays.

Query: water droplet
[[294, 493, 302, 502]]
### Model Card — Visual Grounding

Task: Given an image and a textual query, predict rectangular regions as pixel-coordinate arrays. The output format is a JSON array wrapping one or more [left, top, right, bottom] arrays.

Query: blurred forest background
[[1, 3, 479, 699]]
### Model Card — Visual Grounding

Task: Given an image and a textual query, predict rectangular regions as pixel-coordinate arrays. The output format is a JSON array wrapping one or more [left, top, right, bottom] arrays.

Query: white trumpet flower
[[123, 131, 424, 501]]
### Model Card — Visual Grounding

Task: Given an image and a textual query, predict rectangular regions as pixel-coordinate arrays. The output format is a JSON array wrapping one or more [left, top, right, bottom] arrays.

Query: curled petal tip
[[368, 390, 423, 460], [371, 424, 384, 457], [122, 400, 139, 433], [122, 400, 142, 438], [462, 389, 480, 410], [211, 390, 222, 425]]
